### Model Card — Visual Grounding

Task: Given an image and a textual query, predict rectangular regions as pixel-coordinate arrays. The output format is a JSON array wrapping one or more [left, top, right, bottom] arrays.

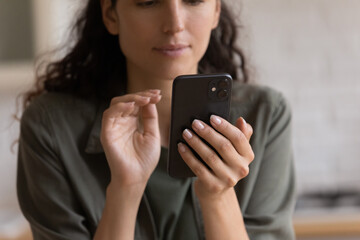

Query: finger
[[103, 101, 134, 119], [110, 90, 161, 106], [122, 101, 139, 117], [141, 100, 161, 138], [101, 102, 136, 133], [114, 94, 160, 109], [106, 100, 141, 121], [191, 119, 251, 179], [191, 119, 240, 166], [177, 142, 218, 183], [182, 128, 236, 181], [131, 94, 161, 119], [235, 117, 253, 141], [209, 115, 254, 160], [147, 89, 161, 94]]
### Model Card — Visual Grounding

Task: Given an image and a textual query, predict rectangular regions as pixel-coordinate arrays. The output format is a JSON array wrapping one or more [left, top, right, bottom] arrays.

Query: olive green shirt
[[17, 82, 296, 239]]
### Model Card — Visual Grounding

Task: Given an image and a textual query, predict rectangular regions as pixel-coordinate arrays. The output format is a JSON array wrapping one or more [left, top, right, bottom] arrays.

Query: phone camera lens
[[217, 89, 228, 99], [218, 79, 229, 88]]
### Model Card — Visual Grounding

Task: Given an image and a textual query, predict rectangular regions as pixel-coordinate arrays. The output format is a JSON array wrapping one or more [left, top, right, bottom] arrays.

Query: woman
[[17, 0, 296, 239]]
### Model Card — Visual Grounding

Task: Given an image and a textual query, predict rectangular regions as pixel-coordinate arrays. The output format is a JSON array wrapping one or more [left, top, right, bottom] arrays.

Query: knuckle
[[194, 165, 206, 176], [205, 152, 219, 166], [248, 150, 255, 162], [110, 97, 121, 105], [102, 109, 112, 119], [239, 165, 250, 178], [110, 98, 116, 105], [102, 109, 109, 117], [190, 135, 200, 144], [209, 183, 222, 193], [219, 140, 233, 153], [226, 176, 238, 187], [113, 102, 126, 110]]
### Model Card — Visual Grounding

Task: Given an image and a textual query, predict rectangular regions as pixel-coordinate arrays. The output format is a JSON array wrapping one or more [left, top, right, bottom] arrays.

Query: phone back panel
[[167, 74, 233, 178]]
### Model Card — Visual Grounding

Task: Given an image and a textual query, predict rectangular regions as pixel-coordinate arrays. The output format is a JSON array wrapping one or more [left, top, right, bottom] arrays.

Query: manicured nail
[[178, 143, 186, 153], [210, 115, 222, 125], [193, 119, 205, 130], [183, 129, 193, 139], [148, 89, 161, 94], [141, 96, 150, 100], [241, 117, 247, 126]]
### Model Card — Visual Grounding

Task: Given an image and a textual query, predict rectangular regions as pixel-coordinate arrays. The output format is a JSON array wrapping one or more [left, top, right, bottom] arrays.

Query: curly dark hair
[[23, 0, 249, 108]]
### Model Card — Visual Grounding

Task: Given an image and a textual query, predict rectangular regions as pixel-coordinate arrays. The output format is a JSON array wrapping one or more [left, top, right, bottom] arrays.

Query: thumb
[[236, 117, 253, 141], [141, 103, 160, 139]]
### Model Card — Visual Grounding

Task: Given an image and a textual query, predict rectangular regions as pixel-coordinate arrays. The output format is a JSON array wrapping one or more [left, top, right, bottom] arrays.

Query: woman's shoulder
[[24, 92, 99, 114], [231, 81, 288, 108], [229, 81, 291, 124], [28, 92, 98, 111], [21, 92, 101, 127]]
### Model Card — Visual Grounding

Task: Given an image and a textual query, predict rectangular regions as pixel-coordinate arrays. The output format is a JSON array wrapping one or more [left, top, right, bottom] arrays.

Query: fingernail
[[193, 119, 204, 130], [178, 143, 186, 153], [210, 115, 222, 125], [149, 89, 161, 94], [183, 129, 193, 139], [241, 117, 247, 126]]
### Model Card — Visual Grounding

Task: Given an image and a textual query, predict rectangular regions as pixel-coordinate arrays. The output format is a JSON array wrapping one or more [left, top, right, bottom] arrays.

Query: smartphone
[[167, 73, 233, 178]]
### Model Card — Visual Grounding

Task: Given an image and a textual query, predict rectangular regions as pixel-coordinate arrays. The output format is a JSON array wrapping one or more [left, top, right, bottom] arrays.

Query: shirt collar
[[84, 101, 108, 154]]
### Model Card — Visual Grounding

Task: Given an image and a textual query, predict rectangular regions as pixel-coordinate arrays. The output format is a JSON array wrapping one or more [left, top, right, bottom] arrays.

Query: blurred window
[[0, 0, 34, 62]]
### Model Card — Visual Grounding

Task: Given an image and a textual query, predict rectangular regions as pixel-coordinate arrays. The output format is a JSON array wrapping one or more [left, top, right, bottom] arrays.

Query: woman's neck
[[126, 70, 173, 117], [126, 69, 173, 147]]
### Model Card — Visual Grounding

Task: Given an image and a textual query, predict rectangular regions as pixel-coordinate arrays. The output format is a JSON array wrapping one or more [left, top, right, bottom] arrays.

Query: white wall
[[0, 66, 33, 237], [32, 0, 82, 55], [240, 0, 360, 194]]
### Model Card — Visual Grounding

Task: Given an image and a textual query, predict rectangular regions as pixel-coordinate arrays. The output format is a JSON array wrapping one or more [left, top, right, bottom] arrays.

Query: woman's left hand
[[178, 115, 254, 200]]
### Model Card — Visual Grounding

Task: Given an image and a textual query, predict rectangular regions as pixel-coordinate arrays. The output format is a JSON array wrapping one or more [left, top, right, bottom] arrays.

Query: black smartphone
[[167, 73, 233, 178]]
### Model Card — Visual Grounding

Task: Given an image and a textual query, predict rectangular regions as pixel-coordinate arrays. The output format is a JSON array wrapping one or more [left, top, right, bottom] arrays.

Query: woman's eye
[[185, 0, 204, 6], [136, 0, 158, 7]]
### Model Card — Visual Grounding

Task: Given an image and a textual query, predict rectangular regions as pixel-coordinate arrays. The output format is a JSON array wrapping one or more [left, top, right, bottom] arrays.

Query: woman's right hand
[[100, 89, 162, 189]]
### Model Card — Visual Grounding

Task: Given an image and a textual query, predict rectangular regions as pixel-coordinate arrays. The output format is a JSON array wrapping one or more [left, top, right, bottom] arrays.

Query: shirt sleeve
[[17, 102, 92, 240], [241, 95, 296, 240]]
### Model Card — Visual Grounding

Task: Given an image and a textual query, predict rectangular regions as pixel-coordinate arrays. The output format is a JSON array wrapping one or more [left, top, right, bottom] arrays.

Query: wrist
[[107, 180, 147, 202], [197, 188, 248, 240], [95, 179, 146, 240], [197, 188, 237, 207]]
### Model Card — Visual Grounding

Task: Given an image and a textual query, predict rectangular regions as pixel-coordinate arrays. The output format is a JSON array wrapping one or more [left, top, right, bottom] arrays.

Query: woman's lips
[[153, 44, 190, 57]]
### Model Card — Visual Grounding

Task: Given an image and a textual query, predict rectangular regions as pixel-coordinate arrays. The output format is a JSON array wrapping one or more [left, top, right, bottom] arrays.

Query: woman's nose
[[162, 2, 185, 34]]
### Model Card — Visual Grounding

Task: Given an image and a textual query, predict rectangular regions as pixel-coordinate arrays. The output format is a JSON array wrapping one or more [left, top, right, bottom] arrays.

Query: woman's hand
[[100, 89, 162, 188], [178, 115, 254, 200]]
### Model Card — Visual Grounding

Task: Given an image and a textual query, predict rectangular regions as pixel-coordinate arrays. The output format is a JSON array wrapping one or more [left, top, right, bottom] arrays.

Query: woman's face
[[102, 0, 221, 80]]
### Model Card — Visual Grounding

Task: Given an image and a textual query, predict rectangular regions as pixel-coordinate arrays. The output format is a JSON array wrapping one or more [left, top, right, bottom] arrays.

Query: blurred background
[[0, 0, 359, 239]]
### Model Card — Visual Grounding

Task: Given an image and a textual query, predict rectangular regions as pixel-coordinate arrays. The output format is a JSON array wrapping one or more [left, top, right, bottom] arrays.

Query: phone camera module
[[217, 89, 228, 99], [218, 79, 229, 89], [208, 78, 230, 101]]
